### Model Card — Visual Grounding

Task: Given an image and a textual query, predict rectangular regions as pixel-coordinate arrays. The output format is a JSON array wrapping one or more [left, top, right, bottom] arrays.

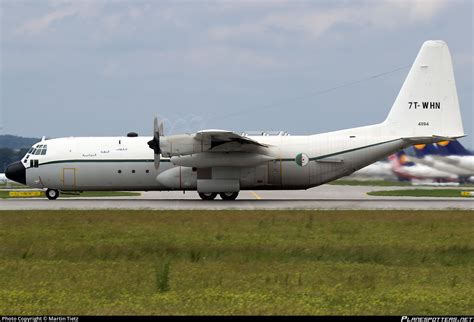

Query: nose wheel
[[46, 189, 59, 200]]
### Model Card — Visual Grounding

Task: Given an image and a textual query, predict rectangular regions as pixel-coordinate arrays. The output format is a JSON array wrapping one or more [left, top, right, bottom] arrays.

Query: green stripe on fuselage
[[279, 138, 400, 162], [40, 159, 167, 166]]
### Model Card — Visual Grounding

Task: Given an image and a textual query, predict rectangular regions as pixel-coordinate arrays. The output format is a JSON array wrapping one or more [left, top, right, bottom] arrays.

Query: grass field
[[367, 189, 474, 198], [0, 191, 141, 199], [0, 210, 472, 315]]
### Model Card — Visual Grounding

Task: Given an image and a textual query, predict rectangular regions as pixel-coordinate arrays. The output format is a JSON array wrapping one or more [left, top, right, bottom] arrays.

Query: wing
[[195, 129, 269, 151], [159, 129, 269, 157]]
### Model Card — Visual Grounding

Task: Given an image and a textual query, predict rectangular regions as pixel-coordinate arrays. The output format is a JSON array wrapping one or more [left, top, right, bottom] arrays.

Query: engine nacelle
[[160, 134, 211, 157], [156, 166, 197, 190]]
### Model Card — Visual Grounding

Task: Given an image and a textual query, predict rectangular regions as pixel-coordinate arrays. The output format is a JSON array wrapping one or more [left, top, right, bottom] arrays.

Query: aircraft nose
[[5, 161, 26, 185]]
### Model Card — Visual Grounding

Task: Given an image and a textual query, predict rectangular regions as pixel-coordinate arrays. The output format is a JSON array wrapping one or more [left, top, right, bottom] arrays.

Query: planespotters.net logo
[[402, 317, 473, 322]]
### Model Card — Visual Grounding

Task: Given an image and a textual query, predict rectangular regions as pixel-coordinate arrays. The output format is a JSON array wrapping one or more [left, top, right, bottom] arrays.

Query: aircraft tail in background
[[413, 143, 439, 158], [436, 140, 472, 156]]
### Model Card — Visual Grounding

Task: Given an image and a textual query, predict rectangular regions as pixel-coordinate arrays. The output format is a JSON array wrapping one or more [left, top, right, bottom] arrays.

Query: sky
[[1, 0, 473, 148]]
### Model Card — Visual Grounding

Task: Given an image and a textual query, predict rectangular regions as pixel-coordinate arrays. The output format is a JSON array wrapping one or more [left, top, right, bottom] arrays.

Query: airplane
[[407, 141, 473, 182], [5, 40, 466, 200], [388, 151, 458, 183], [434, 140, 474, 173], [347, 161, 396, 180]]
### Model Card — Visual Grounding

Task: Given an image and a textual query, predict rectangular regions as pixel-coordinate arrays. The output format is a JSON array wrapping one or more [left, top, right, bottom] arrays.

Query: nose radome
[[5, 161, 26, 185]]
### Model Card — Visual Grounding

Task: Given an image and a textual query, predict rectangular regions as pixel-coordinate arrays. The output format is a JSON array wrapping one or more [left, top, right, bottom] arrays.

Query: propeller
[[147, 117, 164, 169]]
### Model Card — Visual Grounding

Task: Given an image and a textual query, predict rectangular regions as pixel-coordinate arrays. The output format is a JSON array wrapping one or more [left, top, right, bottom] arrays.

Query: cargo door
[[63, 168, 76, 187], [267, 159, 282, 186]]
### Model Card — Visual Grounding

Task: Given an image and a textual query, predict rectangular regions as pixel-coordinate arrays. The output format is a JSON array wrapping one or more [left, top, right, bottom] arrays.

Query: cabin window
[[132, 170, 135, 173], [146, 170, 149, 173], [118, 170, 122, 174]]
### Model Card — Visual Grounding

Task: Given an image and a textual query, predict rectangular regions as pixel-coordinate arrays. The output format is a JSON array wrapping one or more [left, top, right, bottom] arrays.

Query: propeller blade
[[148, 117, 163, 170], [154, 117, 160, 141], [159, 121, 164, 136]]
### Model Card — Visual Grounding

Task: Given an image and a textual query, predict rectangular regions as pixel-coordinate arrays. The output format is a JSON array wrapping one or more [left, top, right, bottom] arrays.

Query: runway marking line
[[250, 191, 262, 200]]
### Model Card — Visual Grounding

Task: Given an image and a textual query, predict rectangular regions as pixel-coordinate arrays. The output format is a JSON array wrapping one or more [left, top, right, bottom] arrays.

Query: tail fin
[[387, 153, 402, 170], [388, 152, 412, 182], [388, 151, 415, 169], [413, 143, 439, 158], [437, 140, 472, 156], [383, 40, 464, 139], [397, 151, 415, 167]]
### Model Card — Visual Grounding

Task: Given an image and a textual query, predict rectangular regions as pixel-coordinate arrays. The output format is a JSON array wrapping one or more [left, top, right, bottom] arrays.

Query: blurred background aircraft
[[348, 140, 473, 185]]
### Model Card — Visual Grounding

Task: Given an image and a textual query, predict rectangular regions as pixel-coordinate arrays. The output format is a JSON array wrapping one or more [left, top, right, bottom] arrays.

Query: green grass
[[0, 191, 141, 199], [0, 210, 472, 315], [367, 189, 474, 198], [330, 179, 412, 186]]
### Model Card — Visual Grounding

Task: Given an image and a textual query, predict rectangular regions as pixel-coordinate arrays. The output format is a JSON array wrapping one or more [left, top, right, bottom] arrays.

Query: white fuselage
[[407, 155, 474, 176], [22, 124, 410, 191], [393, 162, 458, 181], [348, 162, 396, 180], [444, 156, 474, 172]]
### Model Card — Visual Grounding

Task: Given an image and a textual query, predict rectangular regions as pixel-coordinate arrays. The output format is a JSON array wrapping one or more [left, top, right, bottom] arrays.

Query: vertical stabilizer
[[383, 41, 464, 139]]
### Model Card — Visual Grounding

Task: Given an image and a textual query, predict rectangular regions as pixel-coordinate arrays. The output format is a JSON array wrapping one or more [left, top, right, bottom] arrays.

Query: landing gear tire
[[219, 192, 239, 200], [198, 192, 217, 200], [46, 189, 59, 200]]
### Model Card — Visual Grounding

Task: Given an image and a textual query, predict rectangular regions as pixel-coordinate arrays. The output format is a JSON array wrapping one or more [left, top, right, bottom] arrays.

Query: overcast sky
[[1, 0, 473, 148]]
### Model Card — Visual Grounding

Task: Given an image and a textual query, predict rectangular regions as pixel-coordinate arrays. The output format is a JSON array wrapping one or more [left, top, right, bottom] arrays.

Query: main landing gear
[[198, 192, 217, 200], [45, 189, 59, 200], [198, 191, 239, 201], [219, 192, 239, 200]]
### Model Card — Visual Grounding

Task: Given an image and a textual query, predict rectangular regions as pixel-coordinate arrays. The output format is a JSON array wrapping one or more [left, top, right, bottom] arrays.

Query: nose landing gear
[[45, 189, 59, 200]]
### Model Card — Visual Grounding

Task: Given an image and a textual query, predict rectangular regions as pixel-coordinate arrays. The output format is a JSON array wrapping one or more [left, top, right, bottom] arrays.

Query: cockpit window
[[27, 147, 34, 154], [33, 145, 48, 156]]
